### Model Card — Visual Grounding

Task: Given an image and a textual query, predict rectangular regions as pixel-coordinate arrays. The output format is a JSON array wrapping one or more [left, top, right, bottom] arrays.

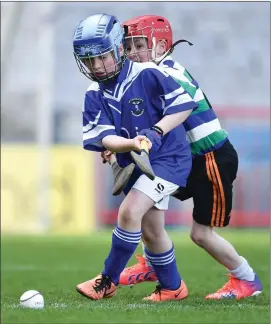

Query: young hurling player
[[118, 15, 262, 300], [73, 13, 199, 302]]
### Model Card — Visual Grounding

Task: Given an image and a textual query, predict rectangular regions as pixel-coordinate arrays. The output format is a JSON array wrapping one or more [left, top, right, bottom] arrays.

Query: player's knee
[[190, 228, 209, 247], [141, 231, 153, 245], [142, 229, 159, 244], [190, 220, 213, 247], [142, 227, 166, 245], [118, 204, 140, 228]]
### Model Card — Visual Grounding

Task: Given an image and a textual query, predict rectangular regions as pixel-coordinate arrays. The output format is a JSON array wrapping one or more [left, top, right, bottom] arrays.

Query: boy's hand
[[138, 129, 162, 153], [101, 150, 113, 163], [132, 135, 152, 152]]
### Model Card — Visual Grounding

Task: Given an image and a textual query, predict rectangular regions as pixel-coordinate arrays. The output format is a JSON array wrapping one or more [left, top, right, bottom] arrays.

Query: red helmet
[[122, 15, 173, 51]]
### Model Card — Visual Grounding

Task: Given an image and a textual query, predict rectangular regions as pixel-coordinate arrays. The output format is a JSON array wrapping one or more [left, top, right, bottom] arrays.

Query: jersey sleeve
[[143, 67, 198, 116], [82, 92, 117, 152]]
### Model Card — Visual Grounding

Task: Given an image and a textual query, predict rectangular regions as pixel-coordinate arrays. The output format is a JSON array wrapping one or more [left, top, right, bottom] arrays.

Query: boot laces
[[152, 284, 163, 296], [93, 275, 112, 293]]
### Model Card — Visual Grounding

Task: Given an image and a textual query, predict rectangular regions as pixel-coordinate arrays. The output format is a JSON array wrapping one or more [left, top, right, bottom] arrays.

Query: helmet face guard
[[124, 25, 162, 63], [124, 34, 152, 63], [73, 46, 122, 82]]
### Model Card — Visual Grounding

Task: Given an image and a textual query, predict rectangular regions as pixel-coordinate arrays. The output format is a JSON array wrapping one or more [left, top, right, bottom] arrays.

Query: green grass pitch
[[1, 229, 270, 323]]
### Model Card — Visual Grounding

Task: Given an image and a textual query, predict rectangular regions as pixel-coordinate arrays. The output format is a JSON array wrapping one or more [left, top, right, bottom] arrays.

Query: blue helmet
[[73, 14, 126, 82]]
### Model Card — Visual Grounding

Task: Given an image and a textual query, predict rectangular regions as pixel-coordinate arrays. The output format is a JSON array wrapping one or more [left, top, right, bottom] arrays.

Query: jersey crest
[[129, 98, 145, 117]]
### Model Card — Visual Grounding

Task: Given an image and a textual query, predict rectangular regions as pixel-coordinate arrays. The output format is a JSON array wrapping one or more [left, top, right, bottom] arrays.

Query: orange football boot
[[76, 274, 117, 300], [205, 273, 262, 300], [119, 254, 157, 286], [143, 280, 188, 302]]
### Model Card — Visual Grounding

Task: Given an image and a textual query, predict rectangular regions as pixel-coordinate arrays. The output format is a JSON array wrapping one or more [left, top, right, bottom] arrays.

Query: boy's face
[[82, 51, 117, 80], [125, 37, 166, 63], [125, 37, 151, 63]]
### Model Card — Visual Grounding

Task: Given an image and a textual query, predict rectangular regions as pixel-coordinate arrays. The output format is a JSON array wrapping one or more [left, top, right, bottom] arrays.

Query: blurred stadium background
[[1, 1, 270, 235]]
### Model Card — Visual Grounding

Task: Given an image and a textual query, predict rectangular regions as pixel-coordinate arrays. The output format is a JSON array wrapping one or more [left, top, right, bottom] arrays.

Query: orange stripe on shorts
[[205, 153, 219, 227], [210, 152, 226, 227]]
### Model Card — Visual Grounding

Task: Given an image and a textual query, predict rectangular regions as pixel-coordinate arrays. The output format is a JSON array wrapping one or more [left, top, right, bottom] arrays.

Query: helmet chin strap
[[152, 39, 193, 64], [151, 36, 157, 62]]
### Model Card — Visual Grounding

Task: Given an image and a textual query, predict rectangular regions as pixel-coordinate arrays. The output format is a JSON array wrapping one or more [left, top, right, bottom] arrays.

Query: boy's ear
[[119, 43, 124, 56], [157, 40, 167, 56]]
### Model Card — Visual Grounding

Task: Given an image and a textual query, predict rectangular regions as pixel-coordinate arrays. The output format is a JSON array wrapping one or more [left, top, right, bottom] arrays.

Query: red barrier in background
[[99, 210, 270, 228]]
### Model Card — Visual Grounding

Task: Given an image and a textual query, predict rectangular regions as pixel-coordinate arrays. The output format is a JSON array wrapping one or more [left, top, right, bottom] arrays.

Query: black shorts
[[173, 140, 238, 227]]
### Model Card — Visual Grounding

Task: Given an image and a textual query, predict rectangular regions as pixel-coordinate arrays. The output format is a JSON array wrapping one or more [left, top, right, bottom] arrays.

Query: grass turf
[[1, 229, 269, 323]]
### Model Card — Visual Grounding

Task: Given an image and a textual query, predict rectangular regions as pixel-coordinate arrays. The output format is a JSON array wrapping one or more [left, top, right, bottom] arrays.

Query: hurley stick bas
[[130, 139, 155, 180], [107, 154, 135, 196]]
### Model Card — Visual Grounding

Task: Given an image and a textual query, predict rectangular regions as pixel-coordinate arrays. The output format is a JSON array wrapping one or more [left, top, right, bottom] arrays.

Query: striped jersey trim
[[83, 125, 115, 141], [190, 130, 228, 155], [190, 98, 210, 115], [186, 118, 222, 143]]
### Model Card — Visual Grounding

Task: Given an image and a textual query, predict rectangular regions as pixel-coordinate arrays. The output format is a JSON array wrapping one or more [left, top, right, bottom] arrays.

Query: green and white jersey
[[159, 56, 228, 155]]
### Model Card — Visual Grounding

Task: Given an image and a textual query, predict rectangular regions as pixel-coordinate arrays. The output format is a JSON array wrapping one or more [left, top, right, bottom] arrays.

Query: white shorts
[[132, 175, 179, 210]]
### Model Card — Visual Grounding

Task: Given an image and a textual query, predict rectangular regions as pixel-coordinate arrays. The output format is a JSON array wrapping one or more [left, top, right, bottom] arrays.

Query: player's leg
[[190, 141, 262, 299], [140, 207, 188, 301], [131, 174, 187, 301], [192, 224, 262, 300], [76, 186, 155, 300], [141, 207, 170, 252], [119, 187, 190, 286], [190, 221, 242, 269], [119, 206, 168, 286]]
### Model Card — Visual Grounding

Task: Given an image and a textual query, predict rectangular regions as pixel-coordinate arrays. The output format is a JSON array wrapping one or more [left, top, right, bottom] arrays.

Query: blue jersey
[[82, 59, 198, 187]]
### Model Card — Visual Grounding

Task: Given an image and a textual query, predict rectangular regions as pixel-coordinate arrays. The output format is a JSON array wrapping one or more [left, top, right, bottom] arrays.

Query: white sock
[[141, 241, 152, 268], [228, 256, 255, 281], [141, 241, 146, 257]]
